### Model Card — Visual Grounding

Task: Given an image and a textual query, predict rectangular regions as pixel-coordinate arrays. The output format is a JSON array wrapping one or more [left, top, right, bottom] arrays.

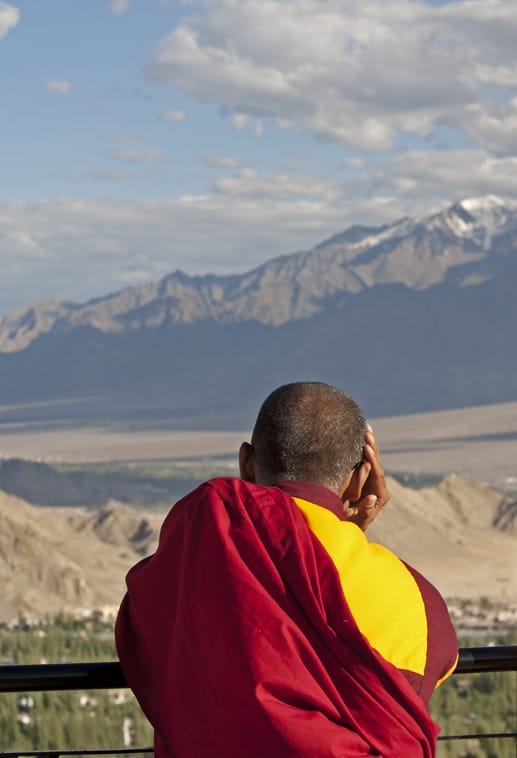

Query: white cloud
[[202, 155, 240, 169], [160, 108, 186, 122], [110, 149, 164, 162], [464, 99, 517, 156], [475, 64, 517, 89], [229, 113, 264, 137], [2, 230, 45, 257], [67, 169, 134, 182], [213, 168, 342, 202], [0, 2, 19, 39], [145, 0, 517, 154], [109, 0, 129, 15], [231, 113, 248, 130], [344, 156, 364, 169], [371, 149, 517, 209], [46, 80, 72, 95], [112, 131, 138, 143]]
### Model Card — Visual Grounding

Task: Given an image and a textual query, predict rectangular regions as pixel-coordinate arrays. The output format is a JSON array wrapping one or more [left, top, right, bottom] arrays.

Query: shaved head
[[250, 382, 366, 493]]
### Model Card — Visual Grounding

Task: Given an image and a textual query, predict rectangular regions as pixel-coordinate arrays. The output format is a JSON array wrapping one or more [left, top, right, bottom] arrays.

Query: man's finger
[[344, 494, 379, 530], [364, 442, 385, 477], [362, 425, 390, 511], [365, 427, 381, 459]]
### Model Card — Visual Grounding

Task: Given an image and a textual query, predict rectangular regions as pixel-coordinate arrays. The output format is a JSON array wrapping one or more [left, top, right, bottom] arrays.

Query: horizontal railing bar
[[0, 647, 514, 755], [0, 661, 125, 693], [0, 646, 515, 692], [456, 644, 517, 673], [438, 731, 517, 741], [2, 744, 514, 757], [0, 750, 153, 757]]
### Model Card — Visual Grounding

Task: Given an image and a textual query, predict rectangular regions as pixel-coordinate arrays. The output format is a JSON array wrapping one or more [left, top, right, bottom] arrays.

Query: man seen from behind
[[116, 381, 458, 757]]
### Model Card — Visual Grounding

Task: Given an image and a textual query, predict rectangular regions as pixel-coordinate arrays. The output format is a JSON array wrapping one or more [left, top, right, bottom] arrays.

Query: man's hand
[[343, 424, 390, 531]]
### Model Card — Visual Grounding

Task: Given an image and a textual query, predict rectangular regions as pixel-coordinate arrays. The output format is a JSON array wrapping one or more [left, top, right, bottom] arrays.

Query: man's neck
[[273, 480, 346, 521]]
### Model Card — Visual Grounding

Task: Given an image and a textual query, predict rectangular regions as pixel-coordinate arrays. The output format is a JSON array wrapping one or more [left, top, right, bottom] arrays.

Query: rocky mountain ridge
[[1, 195, 517, 421], [1, 195, 516, 352]]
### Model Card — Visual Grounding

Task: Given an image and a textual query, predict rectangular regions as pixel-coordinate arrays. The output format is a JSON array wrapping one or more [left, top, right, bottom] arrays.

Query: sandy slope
[[0, 473, 515, 622], [368, 476, 517, 601], [0, 493, 161, 622]]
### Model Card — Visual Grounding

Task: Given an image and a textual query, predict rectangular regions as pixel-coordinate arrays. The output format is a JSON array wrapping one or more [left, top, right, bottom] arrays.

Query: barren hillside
[[368, 475, 517, 600], [0, 474, 515, 622], [0, 493, 161, 622]]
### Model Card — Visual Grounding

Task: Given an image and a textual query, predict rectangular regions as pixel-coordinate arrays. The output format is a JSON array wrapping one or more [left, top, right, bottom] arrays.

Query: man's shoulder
[[173, 477, 297, 518], [194, 476, 298, 502], [172, 476, 242, 506], [156, 476, 309, 567]]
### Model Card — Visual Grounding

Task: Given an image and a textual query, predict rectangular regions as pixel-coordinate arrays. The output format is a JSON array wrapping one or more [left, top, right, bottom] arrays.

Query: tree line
[[0, 615, 514, 756]]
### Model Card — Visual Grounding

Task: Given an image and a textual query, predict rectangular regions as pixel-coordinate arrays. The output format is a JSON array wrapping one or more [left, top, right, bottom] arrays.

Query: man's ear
[[239, 442, 257, 482]]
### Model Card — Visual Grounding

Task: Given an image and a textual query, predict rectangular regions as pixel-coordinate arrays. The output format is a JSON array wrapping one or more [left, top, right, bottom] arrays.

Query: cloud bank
[[5, 0, 517, 315], [146, 0, 517, 155]]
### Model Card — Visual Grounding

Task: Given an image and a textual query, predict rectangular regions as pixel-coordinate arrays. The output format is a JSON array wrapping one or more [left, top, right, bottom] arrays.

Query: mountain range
[[1, 195, 517, 426], [0, 473, 514, 622]]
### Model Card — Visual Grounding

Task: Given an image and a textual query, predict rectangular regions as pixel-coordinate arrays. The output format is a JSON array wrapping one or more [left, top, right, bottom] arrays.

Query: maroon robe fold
[[116, 477, 440, 757]]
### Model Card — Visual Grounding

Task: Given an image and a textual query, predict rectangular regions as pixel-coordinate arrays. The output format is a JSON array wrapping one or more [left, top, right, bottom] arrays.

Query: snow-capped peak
[[347, 217, 416, 252], [459, 195, 507, 215], [454, 196, 515, 250], [426, 195, 517, 251]]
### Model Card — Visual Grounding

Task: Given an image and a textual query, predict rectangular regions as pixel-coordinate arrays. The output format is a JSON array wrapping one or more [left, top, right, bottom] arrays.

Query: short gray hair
[[251, 382, 366, 493]]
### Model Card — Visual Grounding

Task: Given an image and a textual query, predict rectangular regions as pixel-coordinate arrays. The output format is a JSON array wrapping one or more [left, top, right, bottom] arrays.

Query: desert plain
[[1, 400, 517, 487]]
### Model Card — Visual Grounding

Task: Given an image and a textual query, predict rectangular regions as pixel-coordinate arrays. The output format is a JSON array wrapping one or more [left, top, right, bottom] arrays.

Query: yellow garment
[[294, 496, 429, 677]]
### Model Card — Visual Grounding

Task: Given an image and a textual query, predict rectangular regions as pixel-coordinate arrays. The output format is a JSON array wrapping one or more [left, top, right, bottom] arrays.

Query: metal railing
[[438, 645, 517, 751], [0, 645, 515, 756], [0, 752, 151, 757]]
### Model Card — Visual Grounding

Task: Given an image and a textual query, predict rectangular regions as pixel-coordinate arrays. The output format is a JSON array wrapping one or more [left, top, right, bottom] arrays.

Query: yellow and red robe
[[116, 477, 458, 757], [278, 479, 458, 704]]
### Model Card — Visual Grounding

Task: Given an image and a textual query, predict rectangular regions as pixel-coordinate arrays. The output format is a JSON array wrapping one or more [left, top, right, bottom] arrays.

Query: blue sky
[[2, 0, 517, 314]]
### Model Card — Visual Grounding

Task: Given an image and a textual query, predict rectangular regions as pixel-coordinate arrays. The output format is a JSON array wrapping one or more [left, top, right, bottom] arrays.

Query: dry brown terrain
[[0, 426, 244, 467], [0, 400, 516, 617], [0, 492, 162, 622], [373, 401, 517, 491], [0, 472, 515, 622], [368, 476, 517, 602]]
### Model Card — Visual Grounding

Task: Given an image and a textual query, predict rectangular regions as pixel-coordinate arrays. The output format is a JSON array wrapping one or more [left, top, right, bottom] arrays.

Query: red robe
[[116, 477, 441, 757]]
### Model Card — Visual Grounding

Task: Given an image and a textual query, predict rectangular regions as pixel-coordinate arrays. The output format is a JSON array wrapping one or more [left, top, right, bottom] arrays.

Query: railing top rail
[[0, 646, 515, 693], [456, 644, 517, 673], [0, 661, 125, 693], [0, 750, 153, 757]]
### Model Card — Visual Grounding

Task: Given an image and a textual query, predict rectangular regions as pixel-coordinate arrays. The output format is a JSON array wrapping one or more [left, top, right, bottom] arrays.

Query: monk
[[116, 382, 458, 757]]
